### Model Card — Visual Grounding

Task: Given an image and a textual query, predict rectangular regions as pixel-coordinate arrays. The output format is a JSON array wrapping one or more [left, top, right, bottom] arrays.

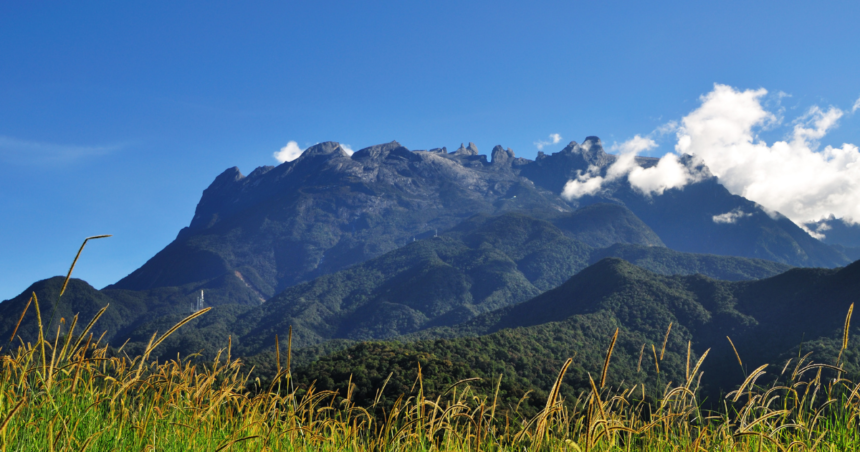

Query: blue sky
[[2, 1, 859, 300]]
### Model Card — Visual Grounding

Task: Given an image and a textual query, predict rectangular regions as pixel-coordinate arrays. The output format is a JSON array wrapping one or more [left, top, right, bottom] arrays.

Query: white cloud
[[273, 141, 304, 163], [340, 144, 355, 156], [605, 136, 658, 182], [627, 153, 697, 195], [792, 105, 843, 144], [801, 221, 831, 240], [563, 84, 860, 227], [853, 95, 860, 113], [675, 84, 860, 225], [814, 222, 832, 232], [562, 134, 699, 199], [0, 135, 123, 164], [655, 121, 679, 136], [712, 209, 751, 224], [534, 133, 562, 150], [561, 167, 605, 199], [800, 224, 826, 240], [617, 135, 657, 154]]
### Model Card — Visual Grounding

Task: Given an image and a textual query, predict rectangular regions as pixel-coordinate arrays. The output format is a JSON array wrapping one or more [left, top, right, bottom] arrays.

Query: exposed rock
[[490, 145, 515, 166], [452, 142, 480, 156], [115, 136, 851, 302]]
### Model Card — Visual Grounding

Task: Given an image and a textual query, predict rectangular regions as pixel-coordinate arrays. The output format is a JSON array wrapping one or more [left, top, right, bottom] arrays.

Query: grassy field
[[3, 296, 860, 451], [2, 239, 859, 451]]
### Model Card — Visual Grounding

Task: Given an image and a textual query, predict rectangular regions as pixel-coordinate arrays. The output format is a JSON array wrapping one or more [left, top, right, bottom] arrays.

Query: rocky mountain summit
[[111, 137, 851, 305], [110, 140, 572, 299]]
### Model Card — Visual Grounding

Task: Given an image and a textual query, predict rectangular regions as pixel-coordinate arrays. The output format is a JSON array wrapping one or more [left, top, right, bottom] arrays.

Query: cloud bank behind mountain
[[563, 84, 860, 227]]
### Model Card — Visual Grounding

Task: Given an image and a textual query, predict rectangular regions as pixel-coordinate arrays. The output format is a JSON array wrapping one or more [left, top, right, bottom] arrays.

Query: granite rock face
[[111, 140, 573, 298], [110, 138, 851, 304]]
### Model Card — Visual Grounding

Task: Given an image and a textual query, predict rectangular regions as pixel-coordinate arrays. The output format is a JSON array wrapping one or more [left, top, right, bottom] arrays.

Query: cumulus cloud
[[534, 133, 562, 150], [273, 141, 304, 163], [675, 84, 860, 225], [561, 167, 605, 199], [562, 134, 700, 199], [340, 144, 355, 155], [712, 209, 751, 224], [563, 83, 860, 228], [627, 153, 699, 195]]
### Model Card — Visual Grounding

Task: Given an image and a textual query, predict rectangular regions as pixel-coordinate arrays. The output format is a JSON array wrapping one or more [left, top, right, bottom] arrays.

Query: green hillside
[[1, 210, 796, 365], [232, 213, 791, 358], [292, 258, 860, 413], [591, 243, 791, 281]]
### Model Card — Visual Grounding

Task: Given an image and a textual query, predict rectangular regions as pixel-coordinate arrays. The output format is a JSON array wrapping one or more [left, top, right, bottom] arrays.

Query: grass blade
[[600, 328, 619, 388], [660, 322, 672, 361], [8, 294, 33, 343], [145, 307, 212, 356], [727, 336, 743, 370], [651, 344, 660, 374], [59, 235, 112, 297], [0, 397, 26, 434]]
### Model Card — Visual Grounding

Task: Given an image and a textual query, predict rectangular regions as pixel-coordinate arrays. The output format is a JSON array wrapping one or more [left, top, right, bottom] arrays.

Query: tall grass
[[2, 242, 860, 451]]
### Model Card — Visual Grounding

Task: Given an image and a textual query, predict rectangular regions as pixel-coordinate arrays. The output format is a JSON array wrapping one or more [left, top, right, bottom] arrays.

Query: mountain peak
[[352, 141, 411, 160], [301, 141, 347, 158], [191, 167, 245, 224], [490, 145, 516, 166], [453, 142, 479, 156], [584, 136, 602, 148], [562, 136, 611, 166], [214, 166, 244, 183]]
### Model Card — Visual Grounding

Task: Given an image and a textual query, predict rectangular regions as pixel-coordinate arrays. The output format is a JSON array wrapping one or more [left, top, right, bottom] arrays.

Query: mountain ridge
[[1, 209, 792, 361], [111, 137, 850, 303], [293, 256, 860, 413]]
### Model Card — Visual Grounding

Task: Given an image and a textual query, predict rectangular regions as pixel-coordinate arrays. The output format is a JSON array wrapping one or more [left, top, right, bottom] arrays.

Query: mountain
[[230, 209, 659, 355], [293, 258, 860, 413], [108, 138, 847, 308], [805, 216, 860, 260], [109, 208, 642, 358], [0, 278, 126, 345], [520, 137, 850, 267], [1, 208, 792, 363], [1, 136, 846, 370], [0, 274, 263, 348], [180, 212, 795, 359], [590, 243, 791, 281], [109, 142, 569, 300]]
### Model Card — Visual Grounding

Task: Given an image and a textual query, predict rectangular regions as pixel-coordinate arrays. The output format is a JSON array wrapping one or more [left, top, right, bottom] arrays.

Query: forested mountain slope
[[1, 212, 791, 361], [295, 258, 860, 412]]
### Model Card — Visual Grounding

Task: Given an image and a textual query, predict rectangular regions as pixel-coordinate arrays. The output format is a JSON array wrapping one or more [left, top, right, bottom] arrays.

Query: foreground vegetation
[[3, 296, 860, 451]]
